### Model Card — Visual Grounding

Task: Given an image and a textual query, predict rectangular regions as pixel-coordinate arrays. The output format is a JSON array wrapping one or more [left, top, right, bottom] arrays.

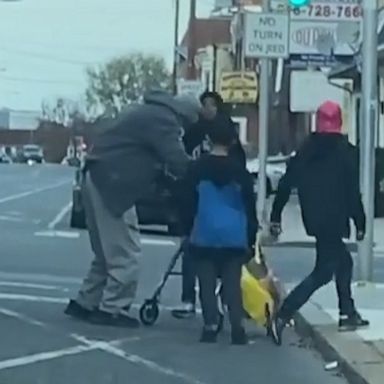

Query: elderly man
[[65, 90, 200, 328]]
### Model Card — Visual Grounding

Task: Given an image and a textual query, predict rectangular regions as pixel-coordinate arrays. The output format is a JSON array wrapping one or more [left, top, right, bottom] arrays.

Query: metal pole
[[187, 0, 197, 80], [358, 0, 378, 282], [172, 0, 180, 95], [256, 0, 270, 229]]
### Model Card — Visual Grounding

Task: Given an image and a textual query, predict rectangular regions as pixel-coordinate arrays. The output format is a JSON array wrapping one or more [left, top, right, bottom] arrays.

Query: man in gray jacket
[[65, 90, 200, 327]]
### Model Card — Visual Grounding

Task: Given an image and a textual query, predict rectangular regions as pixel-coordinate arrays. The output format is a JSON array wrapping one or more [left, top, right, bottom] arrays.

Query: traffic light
[[289, 0, 310, 8]]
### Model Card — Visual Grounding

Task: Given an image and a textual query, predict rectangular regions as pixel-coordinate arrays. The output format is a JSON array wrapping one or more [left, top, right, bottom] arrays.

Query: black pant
[[196, 257, 243, 330], [181, 248, 197, 305], [279, 236, 355, 320]]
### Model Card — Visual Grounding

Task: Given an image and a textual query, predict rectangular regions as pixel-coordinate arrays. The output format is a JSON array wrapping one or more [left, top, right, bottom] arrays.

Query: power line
[[0, 74, 82, 85], [0, 46, 94, 66]]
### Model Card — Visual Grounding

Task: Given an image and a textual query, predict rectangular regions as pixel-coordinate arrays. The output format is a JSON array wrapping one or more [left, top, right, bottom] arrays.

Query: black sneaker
[[270, 316, 285, 346], [88, 310, 140, 328], [231, 327, 248, 345], [171, 303, 196, 319], [339, 311, 370, 332], [64, 300, 93, 321], [200, 328, 218, 344]]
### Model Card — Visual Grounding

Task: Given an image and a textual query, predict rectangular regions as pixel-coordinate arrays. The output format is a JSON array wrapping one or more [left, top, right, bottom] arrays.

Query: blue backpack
[[190, 180, 248, 249]]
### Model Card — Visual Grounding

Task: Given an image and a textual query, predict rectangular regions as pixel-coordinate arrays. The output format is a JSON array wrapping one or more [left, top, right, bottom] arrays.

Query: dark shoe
[[231, 327, 248, 345], [171, 303, 196, 319], [64, 300, 93, 320], [339, 311, 370, 332], [270, 316, 285, 346], [88, 310, 140, 328], [200, 328, 218, 344]]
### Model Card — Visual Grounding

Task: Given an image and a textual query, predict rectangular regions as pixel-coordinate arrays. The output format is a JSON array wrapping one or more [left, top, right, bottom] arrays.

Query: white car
[[246, 156, 288, 195]]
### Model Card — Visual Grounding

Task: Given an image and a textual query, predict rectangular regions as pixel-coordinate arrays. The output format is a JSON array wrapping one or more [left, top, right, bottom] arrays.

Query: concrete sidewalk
[[291, 282, 384, 384], [271, 200, 384, 253]]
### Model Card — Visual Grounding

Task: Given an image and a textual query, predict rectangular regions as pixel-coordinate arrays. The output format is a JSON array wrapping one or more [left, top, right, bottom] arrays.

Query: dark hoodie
[[86, 90, 197, 217], [270, 133, 365, 238], [178, 154, 258, 251], [182, 92, 246, 167]]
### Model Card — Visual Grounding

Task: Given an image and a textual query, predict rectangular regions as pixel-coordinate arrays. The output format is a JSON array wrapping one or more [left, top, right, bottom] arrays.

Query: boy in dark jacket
[[172, 91, 247, 319], [183, 91, 246, 166], [179, 117, 258, 345], [269, 101, 369, 346]]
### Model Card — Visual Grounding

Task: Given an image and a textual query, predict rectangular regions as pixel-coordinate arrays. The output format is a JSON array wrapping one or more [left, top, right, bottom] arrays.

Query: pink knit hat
[[316, 101, 343, 134]]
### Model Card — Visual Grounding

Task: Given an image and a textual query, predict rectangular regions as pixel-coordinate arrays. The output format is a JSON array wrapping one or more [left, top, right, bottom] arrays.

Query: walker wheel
[[139, 300, 159, 326]]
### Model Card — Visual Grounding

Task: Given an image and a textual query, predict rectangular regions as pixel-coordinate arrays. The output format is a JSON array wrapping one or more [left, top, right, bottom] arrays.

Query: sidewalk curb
[[268, 241, 383, 254], [293, 311, 369, 384]]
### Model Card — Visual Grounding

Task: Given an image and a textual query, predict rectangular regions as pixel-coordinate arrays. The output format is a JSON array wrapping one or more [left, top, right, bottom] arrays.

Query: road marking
[[141, 238, 177, 246], [0, 180, 71, 204], [0, 308, 47, 327], [0, 293, 68, 304], [6, 211, 22, 216], [48, 202, 73, 230], [0, 305, 205, 384], [0, 215, 24, 222], [0, 293, 203, 314], [34, 230, 80, 239], [0, 345, 95, 371], [72, 335, 206, 384], [0, 282, 69, 292], [33, 231, 176, 245]]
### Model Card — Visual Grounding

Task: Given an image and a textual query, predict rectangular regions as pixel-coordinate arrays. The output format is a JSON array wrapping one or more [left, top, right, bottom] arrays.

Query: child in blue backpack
[[178, 116, 258, 345]]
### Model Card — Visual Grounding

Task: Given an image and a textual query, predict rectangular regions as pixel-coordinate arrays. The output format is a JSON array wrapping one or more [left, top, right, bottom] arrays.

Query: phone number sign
[[290, 1, 362, 22]]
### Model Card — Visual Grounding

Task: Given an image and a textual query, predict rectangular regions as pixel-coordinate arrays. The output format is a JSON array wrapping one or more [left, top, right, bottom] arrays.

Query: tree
[[85, 53, 171, 117], [41, 98, 86, 127]]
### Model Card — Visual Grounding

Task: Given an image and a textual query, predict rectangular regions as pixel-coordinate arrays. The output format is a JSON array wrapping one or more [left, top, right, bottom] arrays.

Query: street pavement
[[0, 164, 348, 384]]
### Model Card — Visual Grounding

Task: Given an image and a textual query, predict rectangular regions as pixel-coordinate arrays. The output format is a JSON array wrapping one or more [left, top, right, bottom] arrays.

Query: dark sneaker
[[171, 303, 196, 319], [270, 316, 285, 346], [200, 328, 218, 344], [231, 327, 248, 346], [339, 312, 370, 332], [88, 310, 140, 328], [64, 300, 93, 321]]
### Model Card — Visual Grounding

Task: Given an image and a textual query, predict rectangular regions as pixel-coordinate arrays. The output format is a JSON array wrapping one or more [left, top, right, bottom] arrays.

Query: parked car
[[69, 165, 180, 234], [0, 153, 12, 164], [70, 154, 292, 232], [19, 145, 44, 164], [246, 157, 288, 196]]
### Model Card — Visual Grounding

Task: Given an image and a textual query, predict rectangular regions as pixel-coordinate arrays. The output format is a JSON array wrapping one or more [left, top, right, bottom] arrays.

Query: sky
[[0, 0, 214, 111]]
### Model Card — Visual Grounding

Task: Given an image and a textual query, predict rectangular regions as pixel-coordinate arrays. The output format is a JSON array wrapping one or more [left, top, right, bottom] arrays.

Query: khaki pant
[[76, 173, 141, 315]]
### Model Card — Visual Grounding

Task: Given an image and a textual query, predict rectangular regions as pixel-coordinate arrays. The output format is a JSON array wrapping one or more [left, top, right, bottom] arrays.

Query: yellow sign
[[219, 71, 259, 104]]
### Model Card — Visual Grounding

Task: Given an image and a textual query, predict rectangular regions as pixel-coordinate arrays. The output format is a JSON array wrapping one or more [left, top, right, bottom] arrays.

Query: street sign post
[[244, 9, 290, 228], [358, 0, 378, 282], [244, 13, 290, 59]]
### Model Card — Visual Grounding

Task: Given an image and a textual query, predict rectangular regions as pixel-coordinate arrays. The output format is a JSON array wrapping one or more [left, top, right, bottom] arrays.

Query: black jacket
[[178, 154, 258, 249], [86, 91, 193, 217], [183, 115, 246, 167], [270, 134, 365, 238]]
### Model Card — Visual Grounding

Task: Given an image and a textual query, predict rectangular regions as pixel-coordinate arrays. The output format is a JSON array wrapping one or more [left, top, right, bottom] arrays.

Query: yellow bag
[[241, 237, 275, 327]]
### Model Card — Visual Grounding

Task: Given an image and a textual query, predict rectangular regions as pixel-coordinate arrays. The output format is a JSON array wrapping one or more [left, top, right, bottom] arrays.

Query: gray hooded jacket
[[87, 90, 199, 217]]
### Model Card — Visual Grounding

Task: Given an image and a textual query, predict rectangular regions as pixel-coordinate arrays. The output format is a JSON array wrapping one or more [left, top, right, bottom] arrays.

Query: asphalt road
[[0, 164, 348, 384]]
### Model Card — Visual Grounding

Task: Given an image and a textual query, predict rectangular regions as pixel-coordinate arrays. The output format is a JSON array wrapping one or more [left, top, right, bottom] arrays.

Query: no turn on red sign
[[244, 13, 290, 59]]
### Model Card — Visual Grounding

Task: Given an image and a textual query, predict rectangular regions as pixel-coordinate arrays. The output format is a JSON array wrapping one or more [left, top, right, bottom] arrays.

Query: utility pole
[[358, 0, 378, 282], [172, 0, 180, 94], [187, 0, 197, 80], [256, 0, 270, 229]]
